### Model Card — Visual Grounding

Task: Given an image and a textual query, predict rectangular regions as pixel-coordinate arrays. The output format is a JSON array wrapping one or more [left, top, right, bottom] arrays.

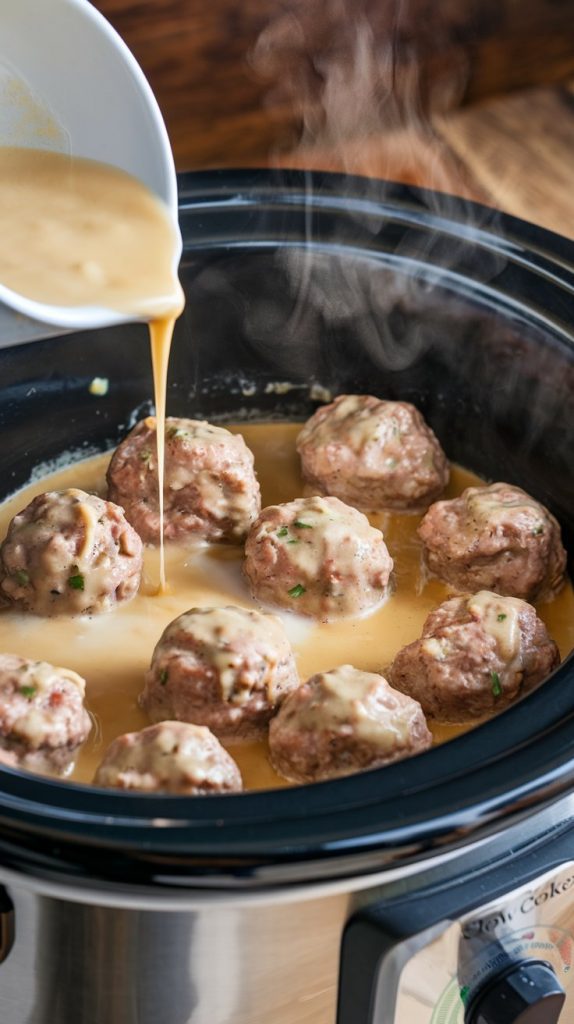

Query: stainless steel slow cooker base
[[0, 795, 573, 1023]]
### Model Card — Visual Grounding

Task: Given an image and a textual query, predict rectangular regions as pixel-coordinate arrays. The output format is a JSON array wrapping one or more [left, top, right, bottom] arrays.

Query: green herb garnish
[[288, 583, 306, 599], [19, 685, 36, 699], [287, 539, 300, 545], [497, 613, 507, 622], [532, 525, 544, 536], [277, 527, 289, 538], [167, 426, 189, 440], [68, 569, 85, 591], [490, 670, 502, 698], [160, 668, 169, 686], [293, 520, 313, 529], [14, 570, 29, 586], [140, 448, 152, 465]]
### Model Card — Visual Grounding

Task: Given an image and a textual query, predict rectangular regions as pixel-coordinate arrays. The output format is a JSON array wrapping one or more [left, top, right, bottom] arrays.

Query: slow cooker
[[0, 170, 573, 1024]]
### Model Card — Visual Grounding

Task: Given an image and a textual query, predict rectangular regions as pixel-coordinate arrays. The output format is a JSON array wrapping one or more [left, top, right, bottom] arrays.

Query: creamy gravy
[[0, 148, 182, 316], [0, 422, 572, 791], [467, 591, 522, 662], [0, 147, 184, 588], [0, 147, 572, 789]]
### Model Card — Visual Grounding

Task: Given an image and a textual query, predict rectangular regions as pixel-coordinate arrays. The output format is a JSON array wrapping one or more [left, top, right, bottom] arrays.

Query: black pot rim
[[0, 168, 573, 888]]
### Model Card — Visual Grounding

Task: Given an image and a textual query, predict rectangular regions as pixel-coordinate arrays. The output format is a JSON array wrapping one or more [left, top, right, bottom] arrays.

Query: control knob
[[465, 960, 565, 1024]]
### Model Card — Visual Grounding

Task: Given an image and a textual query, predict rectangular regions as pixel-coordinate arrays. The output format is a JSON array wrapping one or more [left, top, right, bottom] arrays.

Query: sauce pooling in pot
[[0, 423, 572, 790], [0, 147, 184, 589]]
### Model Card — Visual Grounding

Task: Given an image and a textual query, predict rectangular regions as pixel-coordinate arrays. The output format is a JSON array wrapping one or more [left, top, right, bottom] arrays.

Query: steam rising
[[247, 1, 508, 384], [251, 0, 474, 188]]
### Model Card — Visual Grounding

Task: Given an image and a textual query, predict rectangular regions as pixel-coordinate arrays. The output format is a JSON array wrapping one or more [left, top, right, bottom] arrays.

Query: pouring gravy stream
[[0, 146, 184, 589]]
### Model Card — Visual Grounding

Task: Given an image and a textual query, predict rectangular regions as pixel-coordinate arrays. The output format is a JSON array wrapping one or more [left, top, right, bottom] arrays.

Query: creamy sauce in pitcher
[[0, 423, 572, 790], [0, 147, 184, 588]]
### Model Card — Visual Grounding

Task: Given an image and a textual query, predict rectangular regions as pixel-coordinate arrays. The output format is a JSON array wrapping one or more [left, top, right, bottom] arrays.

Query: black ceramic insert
[[0, 169, 572, 887]]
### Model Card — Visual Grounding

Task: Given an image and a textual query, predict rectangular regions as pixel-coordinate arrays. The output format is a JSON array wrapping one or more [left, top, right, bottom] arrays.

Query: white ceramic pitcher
[[0, 0, 180, 345]]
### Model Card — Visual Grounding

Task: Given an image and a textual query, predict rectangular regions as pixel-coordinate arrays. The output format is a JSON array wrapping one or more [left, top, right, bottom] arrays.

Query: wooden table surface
[[283, 80, 574, 240], [97, 1, 574, 242]]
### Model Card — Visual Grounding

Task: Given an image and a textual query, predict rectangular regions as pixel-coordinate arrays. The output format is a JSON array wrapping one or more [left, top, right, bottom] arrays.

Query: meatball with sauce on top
[[297, 395, 449, 511], [0, 488, 142, 616], [269, 664, 432, 784], [389, 591, 560, 722], [418, 482, 566, 602], [107, 416, 261, 544], [93, 721, 242, 794], [243, 495, 393, 621], [140, 605, 300, 739], [0, 653, 91, 775]]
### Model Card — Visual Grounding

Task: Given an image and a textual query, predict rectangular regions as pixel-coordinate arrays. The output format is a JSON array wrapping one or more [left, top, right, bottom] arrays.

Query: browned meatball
[[418, 482, 566, 601], [93, 721, 242, 794], [296, 395, 449, 511], [0, 654, 91, 774], [0, 489, 142, 616], [389, 591, 560, 722], [140, 605, 300, 739], [243, 495, 393, 621], [269, 664, 432, 783], [107, 416, 261, 544]]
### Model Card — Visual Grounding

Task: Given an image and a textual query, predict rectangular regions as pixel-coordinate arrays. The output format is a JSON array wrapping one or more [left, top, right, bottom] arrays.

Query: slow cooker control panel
[[463, 958, 565, 1024], [392, 863, 574, 1024]]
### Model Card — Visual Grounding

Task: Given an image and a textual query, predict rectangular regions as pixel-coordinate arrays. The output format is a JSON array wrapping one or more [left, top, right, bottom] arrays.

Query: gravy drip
[[0, 146, 184, 587], [0, 423, 572, 791], [149, 320, 175, 592]]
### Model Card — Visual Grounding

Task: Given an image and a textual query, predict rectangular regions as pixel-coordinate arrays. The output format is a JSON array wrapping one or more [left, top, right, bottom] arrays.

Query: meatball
[[296, 395, 449, 512], [140, 605, 299, 739], [418, 482, 567, 602], [107, 416, 261, 544], [0, 654, 91, 774], [269, 664, 432, 783], [389, 591, 560, 722], [0, 488, 142, 616], [243, 495, 393, 621], [93, 721, 242, 794]]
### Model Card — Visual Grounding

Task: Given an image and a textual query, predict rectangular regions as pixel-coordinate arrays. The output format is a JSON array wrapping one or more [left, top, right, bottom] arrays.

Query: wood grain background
[[94, 1, 574, 235], [95, 0, 574, 168]]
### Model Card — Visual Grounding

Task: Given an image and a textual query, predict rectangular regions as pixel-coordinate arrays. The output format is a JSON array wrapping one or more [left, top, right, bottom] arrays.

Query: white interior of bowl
[[0, 0, 179, 340]]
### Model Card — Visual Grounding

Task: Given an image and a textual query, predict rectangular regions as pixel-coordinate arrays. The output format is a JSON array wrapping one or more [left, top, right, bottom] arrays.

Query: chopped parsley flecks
[[19, 685, 36, 699], [140, 448, 153, 465], [68, 569, 85, 591], [14, 570, 29, 586], [490, 670, 502, 698], [277, 527, 289, 538], [167, 426, 189, 441], [532, 524, 544, 536], [497, 613, 507, 622], [160, 668, 169, 686], [288, 583, 306, 599], [287, 539, 300, 545], [293, 520, 313, 529]]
